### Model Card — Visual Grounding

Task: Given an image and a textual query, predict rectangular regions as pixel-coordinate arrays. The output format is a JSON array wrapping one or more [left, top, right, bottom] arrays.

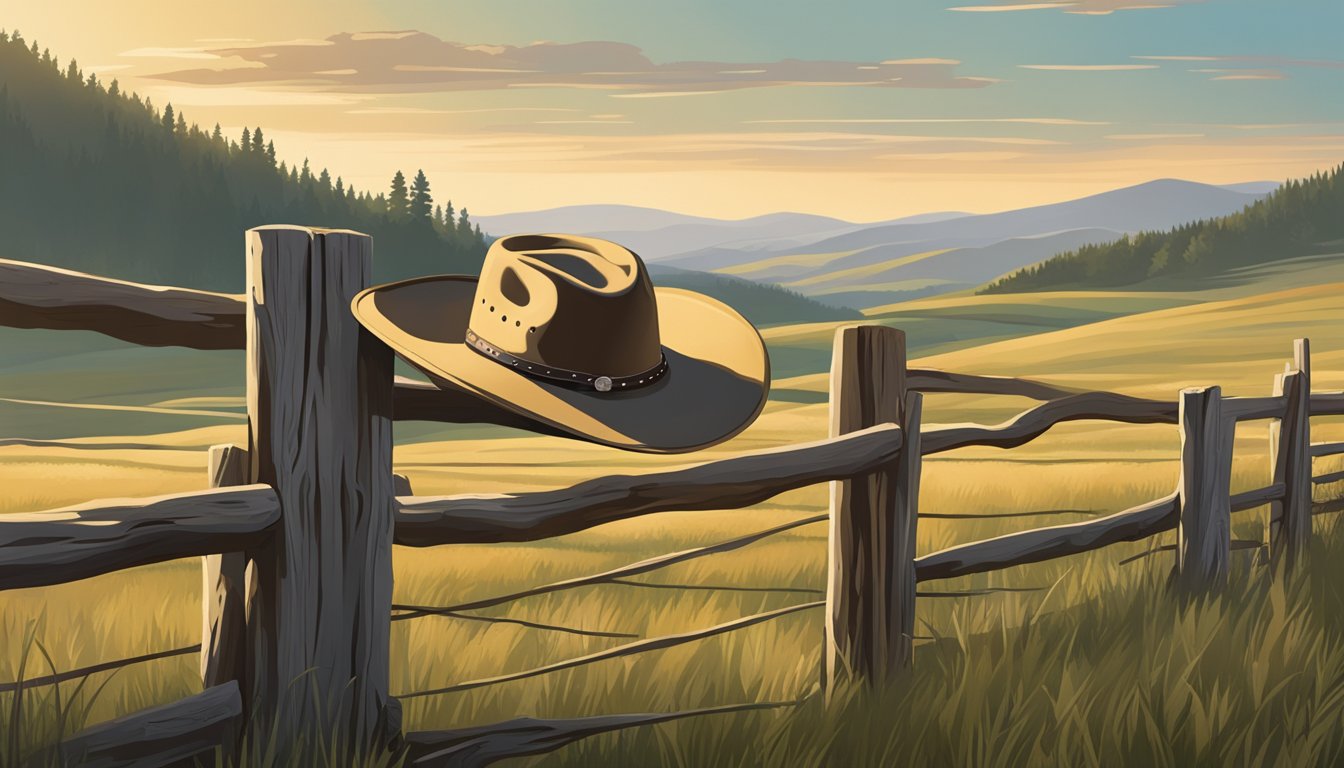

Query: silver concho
[[594, 376, 613, 392]]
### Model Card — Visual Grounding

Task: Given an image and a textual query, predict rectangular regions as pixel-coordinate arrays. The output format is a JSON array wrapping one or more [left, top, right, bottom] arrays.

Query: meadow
[[3, 270, 1344, 766]]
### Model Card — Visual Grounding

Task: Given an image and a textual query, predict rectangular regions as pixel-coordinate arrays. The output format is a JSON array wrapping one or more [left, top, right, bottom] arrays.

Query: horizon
[[471, 175, 1287, 224], [6, 0, 1342, 220]]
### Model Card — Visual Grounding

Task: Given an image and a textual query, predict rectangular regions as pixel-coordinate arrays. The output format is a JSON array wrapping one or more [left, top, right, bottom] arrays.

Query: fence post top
[[247, 224, 369, 239]]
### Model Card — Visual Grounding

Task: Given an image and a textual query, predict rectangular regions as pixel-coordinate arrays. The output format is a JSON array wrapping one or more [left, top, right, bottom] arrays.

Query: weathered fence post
[[825, 325, 919, 690], [1269, 339, 1311, 568], [1176, 386, 1231, 593], [202, 444, 248, 688], [243, 226, 396, 756]]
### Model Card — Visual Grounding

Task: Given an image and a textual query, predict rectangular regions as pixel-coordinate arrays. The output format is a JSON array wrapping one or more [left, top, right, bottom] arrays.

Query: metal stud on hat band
[[465, 329, 667, 392]]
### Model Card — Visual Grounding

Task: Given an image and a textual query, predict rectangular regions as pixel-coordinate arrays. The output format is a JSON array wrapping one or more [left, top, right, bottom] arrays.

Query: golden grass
[[4, 280, 1344, 765]]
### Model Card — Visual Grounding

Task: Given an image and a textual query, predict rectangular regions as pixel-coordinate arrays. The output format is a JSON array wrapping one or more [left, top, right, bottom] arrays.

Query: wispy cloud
[[950, 1, 1203, 13], [1134, 55, 1344, 69], [744, 117, 1110, 125], [146, 30, 994, 94], [1132, 55, 1344, 81], [1105, 132, 1205, 139], [1019, 64, 1159, 71]]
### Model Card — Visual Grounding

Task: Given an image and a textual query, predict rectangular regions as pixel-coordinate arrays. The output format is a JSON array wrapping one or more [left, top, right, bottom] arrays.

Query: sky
[[6, 0, 1343, 220]]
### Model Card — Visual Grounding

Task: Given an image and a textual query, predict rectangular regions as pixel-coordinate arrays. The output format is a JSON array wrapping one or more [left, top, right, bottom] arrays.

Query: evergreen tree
[[458, 207, 471, 235], [410, 169, 432, 219], [388, 170, 410, 219], [108, 79, 119, 98], [252, 126, 265, 154], [240, 127, 250, 154], [211, 123, 222, 142], [162, 103, 175, 131]]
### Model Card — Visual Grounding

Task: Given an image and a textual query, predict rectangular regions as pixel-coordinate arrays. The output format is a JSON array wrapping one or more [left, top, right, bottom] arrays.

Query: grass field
[[4, 272, 1344, 765]]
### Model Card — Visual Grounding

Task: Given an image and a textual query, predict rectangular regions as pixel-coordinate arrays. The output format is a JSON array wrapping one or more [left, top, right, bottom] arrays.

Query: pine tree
[[108, 79, 119, 98], [388, 170, 410, 219], [458, 207, 471, 235], [444, 200, 455, 226], [265, 140, 275, 165], [240, 127, 251, 153], [318, 168, 331, 190], [252, 126, 265, 154], [175, 112, 186, 134], [409, 169, 432, 219], [65, 58, 79, 81], [433, 204, 443, 227], [162, 103, 175, 131], [335, 176, 345, 197], [211, 123, 222, 142]]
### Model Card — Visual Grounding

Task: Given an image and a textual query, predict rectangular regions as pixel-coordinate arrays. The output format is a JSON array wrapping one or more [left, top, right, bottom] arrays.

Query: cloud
[[1134, 55, 1344, 69], [146, 30, 994, 94], [950, 0, 1203, 12], [1132, 55, 1344, 81], [1019, 64, 1159, 71], [744, 117, 1110, 125]]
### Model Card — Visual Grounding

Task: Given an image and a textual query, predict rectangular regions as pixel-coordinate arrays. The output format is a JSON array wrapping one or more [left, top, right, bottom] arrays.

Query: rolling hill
[[984, 163, 1344, 293]]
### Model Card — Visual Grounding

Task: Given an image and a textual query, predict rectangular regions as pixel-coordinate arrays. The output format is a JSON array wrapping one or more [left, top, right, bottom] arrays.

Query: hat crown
[[467, 234, 663, 380]]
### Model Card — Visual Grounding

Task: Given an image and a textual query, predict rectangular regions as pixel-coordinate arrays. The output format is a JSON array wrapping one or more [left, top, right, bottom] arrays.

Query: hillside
[[0, 30, 487, 291], [647, 265, 861, 327], [983, 163, 1344, 293]]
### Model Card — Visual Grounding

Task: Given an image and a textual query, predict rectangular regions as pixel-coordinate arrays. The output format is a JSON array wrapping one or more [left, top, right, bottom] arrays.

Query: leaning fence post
[[1269, 339, 1311, 568], [242, 226, 396, 756], [1176, 386, 1231, 593], [202, 444, 249, 689], [825, 325, 915, 690]]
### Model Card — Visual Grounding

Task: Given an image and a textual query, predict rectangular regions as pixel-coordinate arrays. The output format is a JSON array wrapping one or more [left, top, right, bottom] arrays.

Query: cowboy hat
[[351, 233, 770, 453]]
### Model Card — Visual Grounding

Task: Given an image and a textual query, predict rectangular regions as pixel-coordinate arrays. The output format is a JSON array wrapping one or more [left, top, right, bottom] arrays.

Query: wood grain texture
[[890, 391, 922, 673], [1176, 386, 1231, 592], [0, 257, 245, 349], [825, 325, 907, 688], [921, 391, 1178, 456], [906, 368, 1077, 401], [59, 681, 242, 768], [1233, 483, 1285, 512], [394, 423, 901, 547], [242, 226, 396, 754], [403, 701, 800, 768], [915, 493, 1180, 582], [0, 486, 278, 591], [1225, 394, 1289, 422], [1271, 358, 1312, 568], [1311, 393, 1344, 416], [202, 445, 249, 689]]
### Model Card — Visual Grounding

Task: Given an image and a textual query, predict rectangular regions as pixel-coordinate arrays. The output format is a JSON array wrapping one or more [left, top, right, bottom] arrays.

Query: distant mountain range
[[478, 179, 1278, 310]]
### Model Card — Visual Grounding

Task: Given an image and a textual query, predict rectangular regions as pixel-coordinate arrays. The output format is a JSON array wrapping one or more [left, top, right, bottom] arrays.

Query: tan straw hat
[[351, 233, 770, 453]]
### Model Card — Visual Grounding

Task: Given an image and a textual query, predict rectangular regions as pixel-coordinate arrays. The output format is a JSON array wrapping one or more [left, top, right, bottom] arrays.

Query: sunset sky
[[7, 0, 1343, 220]]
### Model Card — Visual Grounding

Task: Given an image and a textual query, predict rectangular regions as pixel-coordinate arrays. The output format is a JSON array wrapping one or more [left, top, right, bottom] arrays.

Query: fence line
[[396, 601, 825, 700], [391, 513, 828, 620], [2, 237, 1340, 766]]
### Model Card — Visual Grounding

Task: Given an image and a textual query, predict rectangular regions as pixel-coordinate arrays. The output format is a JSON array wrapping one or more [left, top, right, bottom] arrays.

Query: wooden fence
[[1, 228, 1342, 767]]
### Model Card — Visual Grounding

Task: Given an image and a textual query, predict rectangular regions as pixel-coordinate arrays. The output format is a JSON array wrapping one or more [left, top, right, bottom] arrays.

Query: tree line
[[0, 29, 487, 291], [982, 163, 1343, 293]]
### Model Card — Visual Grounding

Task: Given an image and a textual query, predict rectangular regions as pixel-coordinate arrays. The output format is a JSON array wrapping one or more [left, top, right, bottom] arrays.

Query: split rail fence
[[1, 227, 1342, 767]]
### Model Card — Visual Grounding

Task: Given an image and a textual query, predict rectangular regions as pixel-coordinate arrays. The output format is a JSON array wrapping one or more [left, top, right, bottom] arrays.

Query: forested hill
[[981, 163, 1343, 293], [0, 30, 487, 291]]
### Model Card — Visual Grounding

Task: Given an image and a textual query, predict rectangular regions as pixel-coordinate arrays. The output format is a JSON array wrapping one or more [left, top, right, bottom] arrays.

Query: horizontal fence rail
[[394, 424, 901, 546], [0, 486, 279, 591]]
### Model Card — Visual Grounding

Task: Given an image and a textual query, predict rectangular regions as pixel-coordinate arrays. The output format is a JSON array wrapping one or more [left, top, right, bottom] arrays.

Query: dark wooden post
[[1176, 385, 1231, 592], [243, 226, 396, 755], [1270, 339, 1311, 567], [202, 444, 248, 688], [825, 325, 918, 689]]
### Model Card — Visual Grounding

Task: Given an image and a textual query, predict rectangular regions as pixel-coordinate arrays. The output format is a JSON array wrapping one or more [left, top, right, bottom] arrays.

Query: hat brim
[[352, 275, 770, 453]]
